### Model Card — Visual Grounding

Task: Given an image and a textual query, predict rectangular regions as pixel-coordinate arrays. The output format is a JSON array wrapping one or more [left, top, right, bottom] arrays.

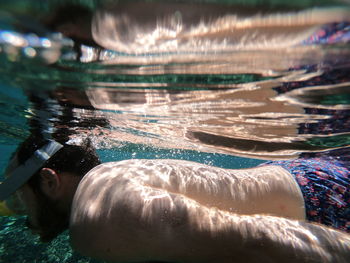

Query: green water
[[0, 0, 349, 262]]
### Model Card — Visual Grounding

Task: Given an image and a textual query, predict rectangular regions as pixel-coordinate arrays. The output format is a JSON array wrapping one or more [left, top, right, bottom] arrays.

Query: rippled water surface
[[0, 0, 349, 262]]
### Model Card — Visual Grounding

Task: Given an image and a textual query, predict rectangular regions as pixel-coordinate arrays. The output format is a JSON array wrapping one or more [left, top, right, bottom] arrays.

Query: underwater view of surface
[[0, 0, 349, 262]]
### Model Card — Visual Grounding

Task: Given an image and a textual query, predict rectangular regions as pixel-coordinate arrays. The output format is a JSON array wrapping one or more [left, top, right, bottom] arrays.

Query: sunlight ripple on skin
[[70, 160, 350, 262], [72, 159, 305, 224]]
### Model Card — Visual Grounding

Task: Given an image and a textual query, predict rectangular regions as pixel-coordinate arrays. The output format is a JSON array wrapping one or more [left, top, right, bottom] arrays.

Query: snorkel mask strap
[[0, 140, 63, 201]]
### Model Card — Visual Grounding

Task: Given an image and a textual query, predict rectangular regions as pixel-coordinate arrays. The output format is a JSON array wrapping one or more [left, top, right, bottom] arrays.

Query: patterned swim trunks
[[261, 157, 350, 232], [302, 22, 350, 45]]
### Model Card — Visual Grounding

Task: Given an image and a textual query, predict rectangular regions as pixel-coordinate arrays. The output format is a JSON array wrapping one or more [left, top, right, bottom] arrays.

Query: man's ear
[[39, 168, 61, 199]]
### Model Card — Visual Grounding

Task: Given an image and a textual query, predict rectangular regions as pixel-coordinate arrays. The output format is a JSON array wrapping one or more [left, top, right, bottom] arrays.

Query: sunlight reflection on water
[[0, 1, 349, 160]]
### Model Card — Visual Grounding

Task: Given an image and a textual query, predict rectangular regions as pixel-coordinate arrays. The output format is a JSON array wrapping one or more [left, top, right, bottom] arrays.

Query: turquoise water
[[0, 81, 263, 263], [0, 0, 350, 262]]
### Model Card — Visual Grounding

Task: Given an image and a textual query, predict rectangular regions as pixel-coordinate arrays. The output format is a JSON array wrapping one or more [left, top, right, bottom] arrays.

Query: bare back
[[69, 159, 349, 262]]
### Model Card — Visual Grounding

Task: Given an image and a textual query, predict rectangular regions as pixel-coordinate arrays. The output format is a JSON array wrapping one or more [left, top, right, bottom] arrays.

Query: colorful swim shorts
[[262, 157, 350, 232]]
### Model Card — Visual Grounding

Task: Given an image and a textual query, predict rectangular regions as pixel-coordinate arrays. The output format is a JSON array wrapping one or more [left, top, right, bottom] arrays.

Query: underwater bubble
[[23, 46, 36, 57]]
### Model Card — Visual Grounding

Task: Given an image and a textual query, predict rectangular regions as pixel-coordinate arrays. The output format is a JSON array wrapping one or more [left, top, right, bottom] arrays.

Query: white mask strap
[[0, 140, 63, 201]]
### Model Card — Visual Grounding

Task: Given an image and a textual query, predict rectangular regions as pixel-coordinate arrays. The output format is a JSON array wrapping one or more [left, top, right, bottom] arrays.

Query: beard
[[26, 191, 70, 243]]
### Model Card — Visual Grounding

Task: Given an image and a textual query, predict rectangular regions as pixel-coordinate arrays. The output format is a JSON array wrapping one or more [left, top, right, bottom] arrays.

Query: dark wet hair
[[15, 135, 101, 190], [13, 135, 100, 241], [42, 3, 99, 48], [43, 4, 93, 32]]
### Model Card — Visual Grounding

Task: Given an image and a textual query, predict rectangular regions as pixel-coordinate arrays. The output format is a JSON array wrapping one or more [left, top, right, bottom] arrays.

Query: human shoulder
[[85, 159, 211, 176]]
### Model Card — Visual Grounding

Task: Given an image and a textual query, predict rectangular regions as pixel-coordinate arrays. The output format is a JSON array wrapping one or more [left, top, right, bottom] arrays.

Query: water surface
[[0, 0, 349, 262]]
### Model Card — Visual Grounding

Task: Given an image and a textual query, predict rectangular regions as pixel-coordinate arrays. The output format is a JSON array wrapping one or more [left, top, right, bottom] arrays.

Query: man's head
[[2, 135, 101, 242]]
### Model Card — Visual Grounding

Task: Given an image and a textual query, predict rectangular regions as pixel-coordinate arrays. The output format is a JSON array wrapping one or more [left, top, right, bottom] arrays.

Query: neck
[[57, 173, 82, 214]]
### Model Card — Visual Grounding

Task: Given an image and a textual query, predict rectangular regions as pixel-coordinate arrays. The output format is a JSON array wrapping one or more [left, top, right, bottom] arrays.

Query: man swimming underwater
[[0, 135, 349, 263]]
